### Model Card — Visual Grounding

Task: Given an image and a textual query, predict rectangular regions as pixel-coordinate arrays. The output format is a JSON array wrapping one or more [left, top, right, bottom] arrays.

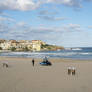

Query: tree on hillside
[[10, 47, 16, 51], [0, 47, 2, 50], [23, 47, 29, 51]]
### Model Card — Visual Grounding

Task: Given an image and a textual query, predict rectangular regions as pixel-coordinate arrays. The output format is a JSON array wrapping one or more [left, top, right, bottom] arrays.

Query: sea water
[[0, 47, 92, 60]]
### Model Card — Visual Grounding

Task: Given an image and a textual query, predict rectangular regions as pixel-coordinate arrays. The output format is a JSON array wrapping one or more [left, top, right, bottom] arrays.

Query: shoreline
[[0, 56, 92, 62]]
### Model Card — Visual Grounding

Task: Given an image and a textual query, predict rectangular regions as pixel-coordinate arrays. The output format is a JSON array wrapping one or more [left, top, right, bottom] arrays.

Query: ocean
[[0, 47, 92, 60]]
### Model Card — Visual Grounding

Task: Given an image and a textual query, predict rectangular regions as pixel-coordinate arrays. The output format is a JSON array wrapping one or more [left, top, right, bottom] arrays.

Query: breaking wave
[[65, 48, 82, 51], [71, 48, 82, 51], [1, 47, 92, 59]]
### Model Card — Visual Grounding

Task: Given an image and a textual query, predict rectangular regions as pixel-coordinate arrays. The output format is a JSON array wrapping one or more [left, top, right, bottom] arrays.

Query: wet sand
[[0, 57, 92, 92]]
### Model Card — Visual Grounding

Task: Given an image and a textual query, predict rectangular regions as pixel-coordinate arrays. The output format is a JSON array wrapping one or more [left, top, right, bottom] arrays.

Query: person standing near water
[[32, 59, 35, 66]]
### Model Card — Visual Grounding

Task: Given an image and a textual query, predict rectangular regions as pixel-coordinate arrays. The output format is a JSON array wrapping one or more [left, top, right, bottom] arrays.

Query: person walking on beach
[[72, 67, 76, 75], [32, 59, 35, 66], [68, 67, 71, 75]]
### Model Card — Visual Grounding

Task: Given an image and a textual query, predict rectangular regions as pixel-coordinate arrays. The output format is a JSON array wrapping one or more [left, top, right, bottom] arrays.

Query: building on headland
[[0, 40, 19, 50], [31, 40, 46, 51], [32, 43, 41, 51], [31, 40, 46, 45], [0, 39, 64, 51], [0, 39, 6, 43], [0, 39, 45, 51], [9, 40, 19, 48], [0, 41, 10, 50]]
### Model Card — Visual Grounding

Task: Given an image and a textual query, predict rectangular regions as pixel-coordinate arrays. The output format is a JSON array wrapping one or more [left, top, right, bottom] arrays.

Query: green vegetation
[[22, 47, 29, 51], [0, 47, 2, 50], [10, 47, 16, 51], [41, 44, 49, 49], [41, 44, 64, 51]]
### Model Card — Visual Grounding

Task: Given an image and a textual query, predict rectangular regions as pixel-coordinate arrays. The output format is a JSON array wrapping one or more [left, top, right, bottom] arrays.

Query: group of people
[[32, 58, 76, 75], [67, 67, 76, 75], [2, 59, 77, 75], [3, 63, 9, 68], [32, 57, 49, 66]]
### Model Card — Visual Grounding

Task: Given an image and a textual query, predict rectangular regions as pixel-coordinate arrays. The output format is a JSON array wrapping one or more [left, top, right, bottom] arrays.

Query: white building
[[0, 42, 11, 50]]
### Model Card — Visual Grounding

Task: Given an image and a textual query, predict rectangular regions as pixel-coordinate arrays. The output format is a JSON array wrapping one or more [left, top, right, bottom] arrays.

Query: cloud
[[38, 15, 68, 21], [38, 10, 58, 15], [7, 23, 82, 41], [88, 26, 92, 29], [0, 18, 62, 40], [0, 0, 91, 11], [0, 12, 11, 17], [46, 0, 82, 8], [0, 15, 15, 34], [62, 23, 81, 31], [0, 0, 41, 11], [38, 10, 66, 22], [68, 24, 81, 28], [0, 16, 15, 22], [0, 15, 84, 43]]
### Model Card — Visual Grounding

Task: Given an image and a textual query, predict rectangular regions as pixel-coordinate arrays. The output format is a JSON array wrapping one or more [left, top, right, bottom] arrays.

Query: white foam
[[1, 51, 92, 59], [80, 53, 90, 55], [71, 48, 82, 51]]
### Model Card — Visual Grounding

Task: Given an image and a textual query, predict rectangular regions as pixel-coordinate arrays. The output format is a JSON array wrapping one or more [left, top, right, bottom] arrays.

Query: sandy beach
[[0, 57, 92, 92]]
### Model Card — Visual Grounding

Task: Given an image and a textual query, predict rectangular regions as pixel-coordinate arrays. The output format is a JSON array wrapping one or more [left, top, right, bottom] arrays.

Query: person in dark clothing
[[44, 56, 48, 62], [32, 59, 35, 66]]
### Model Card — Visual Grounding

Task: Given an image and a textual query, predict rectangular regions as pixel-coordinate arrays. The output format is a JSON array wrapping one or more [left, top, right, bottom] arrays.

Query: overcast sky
[[0, 0, 92, 47]]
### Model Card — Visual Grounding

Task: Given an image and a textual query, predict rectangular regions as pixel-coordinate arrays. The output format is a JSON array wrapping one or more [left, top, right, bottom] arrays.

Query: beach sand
[[0, 57, 92, 92]]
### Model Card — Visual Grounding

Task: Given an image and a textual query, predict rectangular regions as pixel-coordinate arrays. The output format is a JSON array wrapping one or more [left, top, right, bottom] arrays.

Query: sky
[[0, 0, 92, 47]]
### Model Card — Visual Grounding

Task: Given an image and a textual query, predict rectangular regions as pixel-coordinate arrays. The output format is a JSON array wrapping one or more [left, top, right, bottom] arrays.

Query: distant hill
[[41, 44, 64, 51]]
